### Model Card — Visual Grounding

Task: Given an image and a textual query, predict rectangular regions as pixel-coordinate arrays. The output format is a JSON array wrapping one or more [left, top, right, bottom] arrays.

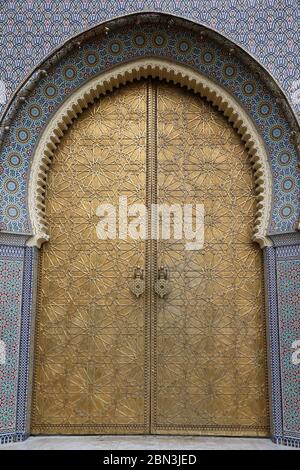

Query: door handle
[[154, 266, 170, 298], [129, 266, 145, 298]]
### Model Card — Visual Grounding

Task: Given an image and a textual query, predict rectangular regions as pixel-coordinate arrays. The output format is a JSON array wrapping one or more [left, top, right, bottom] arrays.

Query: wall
[[0, 1, 299, 447], [0, 0, 300, 118]]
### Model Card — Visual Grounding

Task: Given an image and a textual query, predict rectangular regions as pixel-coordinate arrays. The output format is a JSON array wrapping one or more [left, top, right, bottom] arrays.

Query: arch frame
[[27, 57, 273, 249], [0, 13, 300, 448], [0, 13, 299, 238]]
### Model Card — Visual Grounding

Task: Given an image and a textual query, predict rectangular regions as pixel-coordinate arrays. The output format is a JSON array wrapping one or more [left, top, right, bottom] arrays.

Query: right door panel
[[152, 82, 269, 436]]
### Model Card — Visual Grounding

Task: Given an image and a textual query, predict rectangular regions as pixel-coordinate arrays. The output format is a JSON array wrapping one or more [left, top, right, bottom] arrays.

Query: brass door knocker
[[154, 266, 169, 298], [129, 266, 145, 298]]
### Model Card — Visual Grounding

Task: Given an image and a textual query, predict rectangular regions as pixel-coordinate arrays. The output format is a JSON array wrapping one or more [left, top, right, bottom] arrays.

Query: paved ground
[[0, 436, 293, 450]]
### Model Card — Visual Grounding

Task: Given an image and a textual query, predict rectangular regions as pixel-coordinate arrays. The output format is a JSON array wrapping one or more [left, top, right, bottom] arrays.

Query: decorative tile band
[[263, 247, 283, 438], [0, 433, 15, 445], [0, 431, 28, 445], [16, 247, 38, 436], [276, 244, 300, 258], [0, 234, 28, 247], [271, 233, 300, 247], [273, 436, 300, 448]]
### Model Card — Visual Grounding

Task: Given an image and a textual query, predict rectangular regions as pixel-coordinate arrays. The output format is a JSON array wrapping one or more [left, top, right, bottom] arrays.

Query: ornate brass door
[[152, 82, 269, 435], [31, 79, 269, 436], [32, 82, 150, 434]]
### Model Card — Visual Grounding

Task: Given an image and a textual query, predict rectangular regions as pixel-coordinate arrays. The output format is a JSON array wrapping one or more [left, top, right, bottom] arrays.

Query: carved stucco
[[26, 58, 273, 249]]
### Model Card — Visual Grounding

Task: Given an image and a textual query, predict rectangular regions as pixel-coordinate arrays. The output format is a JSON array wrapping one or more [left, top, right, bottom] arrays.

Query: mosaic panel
[[263, 247, 283, 439], [0, 246, 24, 440], [276, 246, 300, 437], [16, 247, 39, 440]]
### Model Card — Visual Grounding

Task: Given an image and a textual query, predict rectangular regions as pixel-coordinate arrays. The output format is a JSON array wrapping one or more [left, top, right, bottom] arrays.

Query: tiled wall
[[0, 20, 299, 236], [0, 1, 299, 447], [276, 246, 300, 440], [0, 0, 300, 117]]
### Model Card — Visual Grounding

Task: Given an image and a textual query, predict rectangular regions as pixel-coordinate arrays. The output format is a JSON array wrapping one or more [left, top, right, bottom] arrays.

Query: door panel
[[153, 82, 269, 435], [31, 81, 149, 434], [32, 79, 269, 436]]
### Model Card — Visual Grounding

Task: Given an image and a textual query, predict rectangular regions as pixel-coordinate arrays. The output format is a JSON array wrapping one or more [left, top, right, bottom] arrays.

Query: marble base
[[0, 436, 295, 450]]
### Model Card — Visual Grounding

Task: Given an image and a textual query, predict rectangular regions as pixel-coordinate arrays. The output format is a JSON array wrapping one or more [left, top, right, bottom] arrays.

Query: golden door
[[31, 79, 269, 436]]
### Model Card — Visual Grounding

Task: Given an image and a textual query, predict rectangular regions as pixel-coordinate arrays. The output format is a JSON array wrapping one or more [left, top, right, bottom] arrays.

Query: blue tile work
[[263, 247, 283, 440], [0, 20, 299, 236], [276, 245, 300, 442], [0, 245, 24, 444], [1, 244, 299, 446], [0, 1, 299, 118], [15, 247, 39, 441], [263, 246, 300, 448], [0, 2, 299, 448]]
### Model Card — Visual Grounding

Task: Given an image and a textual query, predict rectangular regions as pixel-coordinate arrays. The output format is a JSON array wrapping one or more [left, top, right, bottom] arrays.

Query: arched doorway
[[31, 79, 269, 436]]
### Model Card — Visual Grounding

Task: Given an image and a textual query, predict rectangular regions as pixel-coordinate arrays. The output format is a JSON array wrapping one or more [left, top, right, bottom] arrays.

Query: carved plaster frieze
[[26, 58, 273, 248]]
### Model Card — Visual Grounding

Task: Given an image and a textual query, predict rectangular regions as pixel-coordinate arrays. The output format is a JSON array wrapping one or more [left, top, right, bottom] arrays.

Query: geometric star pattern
[[154, 83, 269, 435], [31, 82, 148, 434], [31, 80, 269, 435]]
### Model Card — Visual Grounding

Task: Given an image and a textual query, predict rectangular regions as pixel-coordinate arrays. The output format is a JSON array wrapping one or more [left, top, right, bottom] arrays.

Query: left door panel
[[31, 81, 149, 434]]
